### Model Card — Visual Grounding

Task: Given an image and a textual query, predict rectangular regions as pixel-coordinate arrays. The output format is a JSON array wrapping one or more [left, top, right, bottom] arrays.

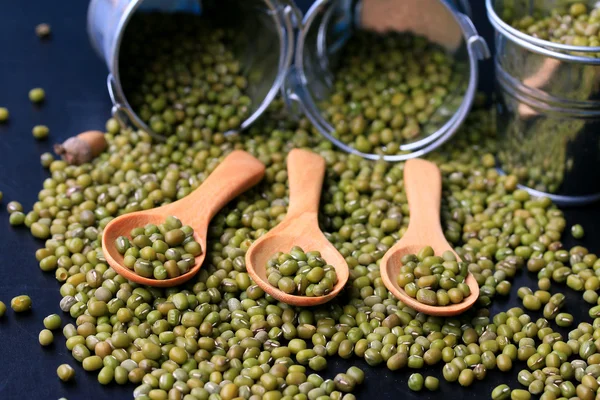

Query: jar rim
[[486, 0, 600, 65]]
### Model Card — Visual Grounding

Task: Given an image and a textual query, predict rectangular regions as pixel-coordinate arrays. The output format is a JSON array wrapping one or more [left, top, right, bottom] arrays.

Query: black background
[[0, 1, 598, 399]]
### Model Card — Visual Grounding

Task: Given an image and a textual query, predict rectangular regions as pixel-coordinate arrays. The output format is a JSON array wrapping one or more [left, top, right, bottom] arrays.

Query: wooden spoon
[[245, 149, 349, 306], [380, 159, 479, 316], [102, 150, 265, 287]]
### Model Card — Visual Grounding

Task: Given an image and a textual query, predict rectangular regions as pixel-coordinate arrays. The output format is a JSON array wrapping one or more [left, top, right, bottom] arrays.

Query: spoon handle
[[167, 150, 265, 224], [286, 149, 326, 218], [404, 159, 445, 240]]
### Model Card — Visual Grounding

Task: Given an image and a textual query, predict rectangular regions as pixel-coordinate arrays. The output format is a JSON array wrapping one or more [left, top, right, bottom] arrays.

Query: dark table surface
[[0, 1, 598, 400]]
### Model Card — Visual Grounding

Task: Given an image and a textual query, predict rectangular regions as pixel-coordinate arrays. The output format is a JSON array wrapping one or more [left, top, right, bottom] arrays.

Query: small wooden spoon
[[245, 149, 349, 306], [102, 150, 265, 288], [380, 159, 479, 316]]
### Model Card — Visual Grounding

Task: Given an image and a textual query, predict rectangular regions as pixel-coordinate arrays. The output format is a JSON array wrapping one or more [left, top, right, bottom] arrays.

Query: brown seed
[[54, 130, 107, 165], [35, 23, 51, 38], [164, 260, 180, 278], [95, 341, 113, 358]]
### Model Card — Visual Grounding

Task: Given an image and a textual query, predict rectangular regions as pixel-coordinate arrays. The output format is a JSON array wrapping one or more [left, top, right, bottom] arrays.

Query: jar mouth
[[293, 0, 488, 161], [486, 0, 600, 64], [101, 0, 293, 140]]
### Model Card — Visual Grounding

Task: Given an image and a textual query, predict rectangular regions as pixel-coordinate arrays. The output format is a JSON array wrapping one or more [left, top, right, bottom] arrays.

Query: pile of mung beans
[[266, 247, 338, 297], [320, 31, 465, 155], [507, 2, 600, 56], [5, 15, 600, 400], [16, 94, 600, 400], [115, 216, 203, 280], [397, 246, 470, 306], [120, 13, 252, 138]]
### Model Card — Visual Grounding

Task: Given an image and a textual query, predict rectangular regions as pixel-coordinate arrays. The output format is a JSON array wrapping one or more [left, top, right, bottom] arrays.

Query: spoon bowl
[[380, 159, 479, 316], [246, 214, 348, 305], [102, 150, 265, 287], [102, 212, 207, 288], [246, 149, 349, 306], [381, 243, 479, 317]]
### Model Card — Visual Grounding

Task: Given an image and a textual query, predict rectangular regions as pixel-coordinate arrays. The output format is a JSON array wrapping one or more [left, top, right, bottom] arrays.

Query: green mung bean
[[29, 88, 45, 103], [510, 389, 531, 400], [9, 211, 25, 226], [39, 329, 54, 346], [572, 224, 585, 239], [0, 107, 8, 122], [407, 373, 424, 391], [424, 376, 439, 391], [32, 125, 49, 140], [57, 364, 75, 382], [492, 384, 511, 400], [10, 295, 31, 312]]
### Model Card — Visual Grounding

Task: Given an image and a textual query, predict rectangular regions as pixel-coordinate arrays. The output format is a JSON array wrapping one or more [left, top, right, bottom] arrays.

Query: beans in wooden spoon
[[102, 150, 265, 287], [380, 158, 479, 316], [245, 149, 349, 306]]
